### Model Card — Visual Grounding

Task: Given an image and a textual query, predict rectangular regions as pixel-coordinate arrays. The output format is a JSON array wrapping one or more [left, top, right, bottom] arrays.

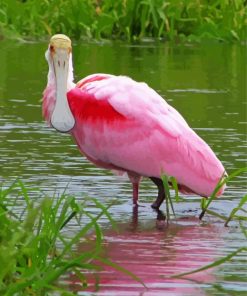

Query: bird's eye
[[50, 45, 55, 52]]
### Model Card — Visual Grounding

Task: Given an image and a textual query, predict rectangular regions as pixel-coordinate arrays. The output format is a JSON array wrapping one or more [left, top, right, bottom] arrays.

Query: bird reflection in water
[[69, 205, 224, 295]]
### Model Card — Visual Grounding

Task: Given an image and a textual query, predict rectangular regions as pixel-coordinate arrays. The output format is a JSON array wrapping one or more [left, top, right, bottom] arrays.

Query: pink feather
[[52, 74, 227, 197]]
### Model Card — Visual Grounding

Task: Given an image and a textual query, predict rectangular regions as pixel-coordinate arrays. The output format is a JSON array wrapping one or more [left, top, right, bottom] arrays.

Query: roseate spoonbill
[[43, 34, 226, 209]]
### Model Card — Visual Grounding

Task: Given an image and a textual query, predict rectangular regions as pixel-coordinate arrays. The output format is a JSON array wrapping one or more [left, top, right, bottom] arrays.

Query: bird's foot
[[133, 202, 145, 208], [151, 202, 160, 210], [155, 209, 166, 229], [156, 209, 166, 221]]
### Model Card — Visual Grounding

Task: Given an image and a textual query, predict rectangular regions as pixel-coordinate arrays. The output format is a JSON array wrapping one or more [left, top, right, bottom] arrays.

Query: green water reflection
[[0, 40, 246, 295], [0, 41, 246, 183]]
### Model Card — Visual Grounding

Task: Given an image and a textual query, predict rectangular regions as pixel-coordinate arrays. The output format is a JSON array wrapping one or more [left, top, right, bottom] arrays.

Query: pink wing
[[68, 74, 226, 197]]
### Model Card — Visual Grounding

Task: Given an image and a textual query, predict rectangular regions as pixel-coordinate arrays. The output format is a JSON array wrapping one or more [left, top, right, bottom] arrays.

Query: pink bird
[[43, 34, 226, 209]]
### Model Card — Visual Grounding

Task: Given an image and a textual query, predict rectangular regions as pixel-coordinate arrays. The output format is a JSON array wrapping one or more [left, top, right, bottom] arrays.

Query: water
[[0, 39, 246, 295]]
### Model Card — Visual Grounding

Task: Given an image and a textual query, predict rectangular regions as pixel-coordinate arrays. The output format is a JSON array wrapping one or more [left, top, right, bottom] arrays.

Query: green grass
[[161, 167, 247, 225], [161, 174, 176, 222], [199, 167, 247, 223], [171, 221, 247, 278], [172, 245, 247, 278], [0, 167, 246, 293], [161, 167, 247, 279], [0, 180, 143, 295], [0, 0, 246, 42]]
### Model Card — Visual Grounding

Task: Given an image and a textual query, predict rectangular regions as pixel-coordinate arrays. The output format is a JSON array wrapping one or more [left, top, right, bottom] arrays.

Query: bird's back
[[67, 74, 226, 197]]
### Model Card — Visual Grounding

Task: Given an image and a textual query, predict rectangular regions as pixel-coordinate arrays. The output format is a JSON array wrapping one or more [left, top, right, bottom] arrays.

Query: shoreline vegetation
[[0, 0, 246, 42], [0, 180, 143, 295], [0, 167, 246, 294]]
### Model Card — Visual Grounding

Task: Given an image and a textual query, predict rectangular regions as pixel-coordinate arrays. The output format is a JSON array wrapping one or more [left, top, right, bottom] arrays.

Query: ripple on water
[[0, 41, 246, 295], [67, 214, 246, 296], [167, 89, 229, 94]]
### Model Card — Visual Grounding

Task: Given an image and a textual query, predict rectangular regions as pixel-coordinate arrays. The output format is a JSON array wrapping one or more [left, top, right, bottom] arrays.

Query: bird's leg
[[131, 204, 139, 228], [150, 177, 166, 209], [128, 173, 141, 206], [132, 182, 139, 205]]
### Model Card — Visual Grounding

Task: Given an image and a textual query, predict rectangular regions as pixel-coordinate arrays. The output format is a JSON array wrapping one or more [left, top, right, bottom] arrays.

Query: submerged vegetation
[[0, 0, 246, 42]]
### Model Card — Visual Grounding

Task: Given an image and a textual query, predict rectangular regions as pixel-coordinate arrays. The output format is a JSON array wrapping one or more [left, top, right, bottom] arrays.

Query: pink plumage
[[43, 35, 226, 209]]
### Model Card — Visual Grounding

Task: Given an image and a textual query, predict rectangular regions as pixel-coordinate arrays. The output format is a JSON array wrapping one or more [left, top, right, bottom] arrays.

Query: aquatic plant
[[161, 174, 176, 222], [171, 221, 247, 278], [0, 167, 246, 293], [0, 180, 142, 295], [168, 167, 247, 279], [161, 167, 247, 224], [199, 167, 247, 223], [0, 0, 246, 41]]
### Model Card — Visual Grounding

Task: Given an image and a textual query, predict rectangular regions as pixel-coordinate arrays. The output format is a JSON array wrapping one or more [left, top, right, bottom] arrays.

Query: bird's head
[[46, 34, 75, 133], [49, 34, 72, 65]]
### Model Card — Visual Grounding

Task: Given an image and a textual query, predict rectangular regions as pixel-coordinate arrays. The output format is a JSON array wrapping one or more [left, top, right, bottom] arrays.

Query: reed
[[199, 167, 247, 222], [165, 167, 247, 279], [0, 167, 246, 291], [0, 180, 143, 295], [0, 0, 246, 41], [171, 221, 247, 278], [171, 245, 247, 278], [161, 167, 247, 224]]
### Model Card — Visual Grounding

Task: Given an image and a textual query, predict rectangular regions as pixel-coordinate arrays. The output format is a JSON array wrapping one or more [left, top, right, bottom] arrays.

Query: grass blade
[[200, 167, 247, 220], [171, 247, 247, 278], [95, 256, 147, 289]]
